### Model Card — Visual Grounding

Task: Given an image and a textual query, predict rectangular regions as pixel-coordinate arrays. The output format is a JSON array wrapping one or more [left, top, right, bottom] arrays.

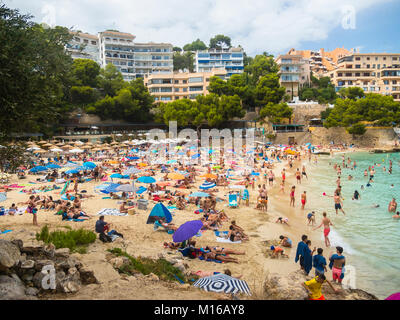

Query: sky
[[2, 0, 400, 56]]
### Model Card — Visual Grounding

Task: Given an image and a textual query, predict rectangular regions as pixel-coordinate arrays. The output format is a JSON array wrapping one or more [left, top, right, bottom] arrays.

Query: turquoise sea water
[[306, 152, 400, 299]]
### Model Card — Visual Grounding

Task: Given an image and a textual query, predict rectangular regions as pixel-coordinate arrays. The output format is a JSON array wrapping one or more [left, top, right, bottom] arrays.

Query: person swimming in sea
[[352, 190, 360, 200]]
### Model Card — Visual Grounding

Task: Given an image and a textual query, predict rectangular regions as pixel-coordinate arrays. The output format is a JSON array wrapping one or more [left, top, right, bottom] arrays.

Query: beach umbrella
[[83, 161, 96, 169], [138, 163, 148, 167], [193, 274, 251, 296], [35, 149, 47, 154], [69, 148, 84, 153], [168, 173, 185, 180], [127, 156, 140, 160], [189, 192, 210, 198], [146, 203, 172, 224], [123, 167, 141, 175], [29, 166, 48, 173], [65, 169, 79, 175], [50, 148, 63, 152], [27, 147, 40, 151], [46, 164, 61, 169], [137, 176, 156, 184], [136, 186, 147, 194], [191, 153, 200, 159], [167, 159, 177, 164], [116, 184, 136, 193], [64, 162, 79, 168], [102, 183, 122, 194], [110, 173, 124, 179], [199, 181, 216, 190], [200, 173, 217, 179], [172, 220, 203, 243]]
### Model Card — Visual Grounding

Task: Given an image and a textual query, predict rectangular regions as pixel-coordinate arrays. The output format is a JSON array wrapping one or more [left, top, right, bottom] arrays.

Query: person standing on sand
[[388, 198, 397, 213], [295, 235, 308, 271], [313, 212, 333, 247], [301, 191, 307, 210], [329, 247, 346, 284], [313, 248, 327, 276], [281, 168, 286, 185], [296, 168, 301, 184], [289, 186, 296, 207], [334, 192, 345, 215], [307, 211, 316, 226], [302, 165, 308, 179]]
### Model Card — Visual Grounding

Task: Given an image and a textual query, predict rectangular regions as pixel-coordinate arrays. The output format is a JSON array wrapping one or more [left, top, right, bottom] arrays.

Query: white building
[[67, 30, 173, 82], [194, 47, 244, 77], [66, 32, 101, 64]]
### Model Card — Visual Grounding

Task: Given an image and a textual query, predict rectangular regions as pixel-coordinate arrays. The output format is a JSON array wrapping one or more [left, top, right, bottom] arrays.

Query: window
[[174, 96, 179, 100], [189, 77, 203, 83], [366, 57, 370, 61], [363, 81, 368, 85], [363, 87, 368, 91], [183, 80, 187, 84], [393, 80, 397, 85], [345, 73, 352, 77], [174, 88, 179, 92], [174, 80, 179, 84], [375, 57, 378, 61], [338, 73, 343, 77], [393, 57, 398, 61], [91, 41, 97, 45], [348, 80, 353, 85], [383, 57, 386, 60], [182, 88, 188, 92], [355, 73, 360, 77], [384, 80, 389, 85], [363, 73, 370, 77], [355, 57, 361, 61], [367, 64, 370, 68], [355, 65, 361, 68], [161, 97, 172, 101], [189, 86, 203, 92]]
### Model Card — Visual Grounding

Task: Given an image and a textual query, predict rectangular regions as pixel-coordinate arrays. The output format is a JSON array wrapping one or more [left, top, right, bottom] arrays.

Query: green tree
[[173, 51, 194, 72], [173, 46, 182, 52], [0, 5, 74, 141], [209, 35, 231, 49], [70, 86, 98, 106], [346, 123, 366, 136], [98, 63, 126, 97], [259, 102, 293, 124], [71, 58, 100, 87], [183, 39, 207, 51], [255, 74, 286, 106], [244, 54, 279, 87], [338, 87, 365, 100]]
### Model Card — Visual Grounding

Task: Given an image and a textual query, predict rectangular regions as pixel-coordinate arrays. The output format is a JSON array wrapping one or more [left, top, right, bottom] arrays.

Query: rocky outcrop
[[0, 240, 21, 271], [0, 239, 98, 299], [262, 270, 378, 300]]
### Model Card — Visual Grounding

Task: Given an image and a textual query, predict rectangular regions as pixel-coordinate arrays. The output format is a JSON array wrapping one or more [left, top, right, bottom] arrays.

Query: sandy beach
[[0, 146, 367, 300]]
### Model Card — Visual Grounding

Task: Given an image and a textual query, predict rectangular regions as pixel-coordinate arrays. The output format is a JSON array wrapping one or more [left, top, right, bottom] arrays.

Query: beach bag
[[99, 233, 112, 243]]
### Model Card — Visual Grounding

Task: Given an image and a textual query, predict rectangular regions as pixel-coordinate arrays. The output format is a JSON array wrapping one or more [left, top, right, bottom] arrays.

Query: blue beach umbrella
[[29, 166, 48, 173], [137, 176, 156, 184], [136, 186, 147, 194], [83, 161, 96, 169], [146, 203, 172, 224], [127, 156, 140, 160], [46, 163, 61, 169], [110, 173, 124, 179], [167, 159, 177, 164], [65, 169, 79, 175], [191, 153, 200, 159]]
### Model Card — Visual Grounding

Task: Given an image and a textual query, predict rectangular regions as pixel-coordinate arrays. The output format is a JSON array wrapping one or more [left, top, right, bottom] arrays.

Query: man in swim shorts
[[334, 192, 345, 215], [314, 212, 333, 247], [329, 247, 346, 284]]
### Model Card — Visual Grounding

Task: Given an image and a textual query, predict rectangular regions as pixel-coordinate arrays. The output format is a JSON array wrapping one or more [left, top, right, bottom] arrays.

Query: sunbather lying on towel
[[204, 246, 245, 255], [199, 250, 239, 264]]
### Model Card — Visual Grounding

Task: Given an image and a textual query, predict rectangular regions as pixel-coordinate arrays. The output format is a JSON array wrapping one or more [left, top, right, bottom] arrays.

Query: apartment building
[[66, 30, 173, 81], [66, 32, 101, 64], [194, 47, 244, 77], [288, 47, 352, 75], [275, 54, 311, 98], [143, 68, 227, 102], [326, 53, 400, 102]]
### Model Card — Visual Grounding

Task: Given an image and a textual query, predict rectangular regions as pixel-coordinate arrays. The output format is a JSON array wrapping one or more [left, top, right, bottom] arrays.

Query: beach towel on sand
[[214, 231, 242, 243], [0, 230, 12, 235], [96, 208, 127, 217], [198, 256, 223, 263], [216, 237, 241, 244]]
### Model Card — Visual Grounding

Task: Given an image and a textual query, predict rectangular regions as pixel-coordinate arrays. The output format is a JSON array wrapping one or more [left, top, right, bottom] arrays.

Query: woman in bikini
[[290, 186, 295, 207]]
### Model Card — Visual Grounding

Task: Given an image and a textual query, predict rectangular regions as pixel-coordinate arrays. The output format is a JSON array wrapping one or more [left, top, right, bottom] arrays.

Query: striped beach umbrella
[[199, 181, 216, 190], [193, 274, 251, 296]]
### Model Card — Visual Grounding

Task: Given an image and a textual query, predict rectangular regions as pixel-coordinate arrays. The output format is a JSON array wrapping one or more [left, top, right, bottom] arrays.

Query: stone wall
[[289, 103, 328, 124], [310, 127, 397, 148]]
